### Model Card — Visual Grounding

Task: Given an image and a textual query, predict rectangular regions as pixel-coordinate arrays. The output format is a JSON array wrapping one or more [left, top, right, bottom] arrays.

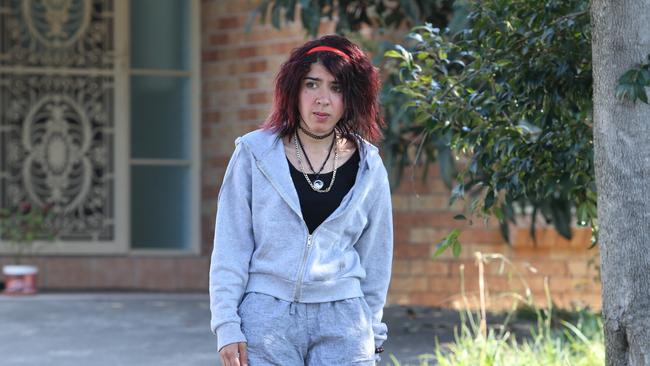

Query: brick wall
[[0, 256, 210, 291], [388, 165, 600, 310]]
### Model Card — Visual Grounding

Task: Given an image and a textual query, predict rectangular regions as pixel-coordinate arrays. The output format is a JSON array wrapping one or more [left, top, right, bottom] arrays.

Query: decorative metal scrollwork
[[1, 0, 115, 241], [23, 0, 93, 49], [1, 0, 113, 68], [2, 75, 114, 240]]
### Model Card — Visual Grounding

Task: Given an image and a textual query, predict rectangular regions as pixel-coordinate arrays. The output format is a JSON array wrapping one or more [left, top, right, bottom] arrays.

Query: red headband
[[305, 46, 350, 61]]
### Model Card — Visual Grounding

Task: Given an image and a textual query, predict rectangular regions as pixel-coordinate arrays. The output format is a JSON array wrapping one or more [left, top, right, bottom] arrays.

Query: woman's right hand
[[219, 342, 248, 366]]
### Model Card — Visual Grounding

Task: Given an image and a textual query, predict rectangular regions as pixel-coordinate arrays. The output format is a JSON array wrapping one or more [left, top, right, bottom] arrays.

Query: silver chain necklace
[[294, 130, 339, 193], [295, 130, 335, 184]]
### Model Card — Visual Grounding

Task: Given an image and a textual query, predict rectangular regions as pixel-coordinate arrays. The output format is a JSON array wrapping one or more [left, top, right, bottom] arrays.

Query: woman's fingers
[[238, 342, 248, 366], [219, 342, 247, 366]]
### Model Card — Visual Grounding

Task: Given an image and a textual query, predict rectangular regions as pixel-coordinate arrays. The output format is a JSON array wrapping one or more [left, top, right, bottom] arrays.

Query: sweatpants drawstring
[[290, 301, 297, 315]]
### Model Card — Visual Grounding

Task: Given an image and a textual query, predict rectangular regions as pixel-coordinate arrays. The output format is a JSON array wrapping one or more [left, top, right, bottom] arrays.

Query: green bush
[[386, 0, 595, 248]]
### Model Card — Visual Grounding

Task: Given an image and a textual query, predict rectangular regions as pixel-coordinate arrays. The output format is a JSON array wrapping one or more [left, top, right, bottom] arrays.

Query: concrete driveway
[[0, 293, 462, 366]]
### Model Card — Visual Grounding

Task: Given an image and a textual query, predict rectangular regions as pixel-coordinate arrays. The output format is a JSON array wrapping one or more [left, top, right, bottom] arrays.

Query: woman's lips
[[313, 112, 330, 122]]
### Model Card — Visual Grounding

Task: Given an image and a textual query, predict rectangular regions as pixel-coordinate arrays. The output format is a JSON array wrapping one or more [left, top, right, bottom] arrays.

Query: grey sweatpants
[[238, 291, 379, 365]]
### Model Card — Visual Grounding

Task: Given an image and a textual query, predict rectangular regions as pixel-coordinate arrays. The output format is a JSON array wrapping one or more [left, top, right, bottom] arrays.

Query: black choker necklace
[[299, 124, 335, 140]]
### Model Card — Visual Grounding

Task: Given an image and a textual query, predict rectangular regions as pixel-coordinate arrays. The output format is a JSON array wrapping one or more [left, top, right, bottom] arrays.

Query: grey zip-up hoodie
[[209, 128, 393, 353]]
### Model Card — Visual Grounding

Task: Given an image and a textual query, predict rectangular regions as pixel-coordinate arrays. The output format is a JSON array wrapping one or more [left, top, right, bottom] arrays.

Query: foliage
[[0, 201, 57, 264], [615, 53, 650, 104], [386, 0, 595, 249], [427, 310, 604, 366], [246, 0, 455, 37], [347, 34, 459, 190]]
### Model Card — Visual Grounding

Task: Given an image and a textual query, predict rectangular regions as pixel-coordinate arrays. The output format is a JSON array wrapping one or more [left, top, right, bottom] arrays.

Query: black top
[[288, 149, 360, 233]]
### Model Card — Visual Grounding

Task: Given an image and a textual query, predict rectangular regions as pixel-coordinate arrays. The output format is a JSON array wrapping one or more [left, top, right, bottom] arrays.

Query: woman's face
[[298, 62, 345, 135]]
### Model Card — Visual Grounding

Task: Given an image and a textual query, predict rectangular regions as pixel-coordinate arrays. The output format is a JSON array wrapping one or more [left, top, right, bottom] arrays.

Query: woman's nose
[[315, 93, 331, 106]]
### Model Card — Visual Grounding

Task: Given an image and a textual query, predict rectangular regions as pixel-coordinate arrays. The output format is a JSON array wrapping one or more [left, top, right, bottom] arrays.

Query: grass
[[387, 252, 605, 366]]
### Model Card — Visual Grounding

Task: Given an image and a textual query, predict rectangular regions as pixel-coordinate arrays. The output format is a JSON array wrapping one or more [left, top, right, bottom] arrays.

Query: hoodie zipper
[[292, 234, 312, 302], [255, 161, 317, 302], [255, 147, 370, 303]]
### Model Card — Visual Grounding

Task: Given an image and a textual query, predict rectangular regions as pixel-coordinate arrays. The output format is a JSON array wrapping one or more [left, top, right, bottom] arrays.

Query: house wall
[[2, 0, 601, 311]]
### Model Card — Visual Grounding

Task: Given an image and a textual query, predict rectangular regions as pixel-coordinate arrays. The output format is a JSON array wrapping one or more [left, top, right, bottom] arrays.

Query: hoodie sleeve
[[354, 165, 394, 349], [209, 138, 255, 352]]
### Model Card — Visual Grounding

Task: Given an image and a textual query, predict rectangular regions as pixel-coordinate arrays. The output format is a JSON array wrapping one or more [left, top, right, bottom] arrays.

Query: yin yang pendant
[[313, 179, 324, 190]]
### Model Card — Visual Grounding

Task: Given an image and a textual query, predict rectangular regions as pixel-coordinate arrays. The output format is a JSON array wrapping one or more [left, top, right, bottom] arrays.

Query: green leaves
[[433, 228, 462, 258], [248, 0, 455, 37], [616, 56, 650, 104], [388, 0, 596, 246]]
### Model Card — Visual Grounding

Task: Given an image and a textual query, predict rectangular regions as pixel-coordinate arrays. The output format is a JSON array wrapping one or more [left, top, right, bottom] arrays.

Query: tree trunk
[[591, 0, 650, 365]]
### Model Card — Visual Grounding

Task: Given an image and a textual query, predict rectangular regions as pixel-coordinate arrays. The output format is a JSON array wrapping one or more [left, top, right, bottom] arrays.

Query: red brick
[[389, 276, 428, 292], [482, 276, 517, 293], [43, 257, 96, 289], [393, 245, 430, 259], [409, 292, 453, 306], [567, 260, 590, 277], [217, 17, 241, 29], [393, 226, 410, 244], [394, 174, 449, 195], [239, 77, 258, 89], [570, 227, 593, 248], [459, 228, 507, 245], [238, 46, 257, 58], [448, 259, 511, 278], [176, 257, 210, 291], [248, 60, 268, 72], [410, 259, 450, 276], [548, 276, 597, 293], [429, 276, 463, 293], [209, 34, 229, 46], [92, 257, 135, 289], [386, 292, 411, 305], [134, 258, 178, 290], [201, 185, 219, 202], [528, 261, 568, 276], [391, 259, 412, 276], [203, 111, 221, 123], [393, 212, 467, 230], [202, 50, 220, 62], [238, 109, 258, 120], [248, 91, 270, 105], [228, 60, 269, 74]]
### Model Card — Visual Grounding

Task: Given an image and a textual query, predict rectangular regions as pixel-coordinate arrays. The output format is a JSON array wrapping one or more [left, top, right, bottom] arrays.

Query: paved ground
[[0, 292, 470, 366]]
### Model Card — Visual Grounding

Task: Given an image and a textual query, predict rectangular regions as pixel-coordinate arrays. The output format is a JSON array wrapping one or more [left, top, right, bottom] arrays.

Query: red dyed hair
[[262, 35, 384, 144]]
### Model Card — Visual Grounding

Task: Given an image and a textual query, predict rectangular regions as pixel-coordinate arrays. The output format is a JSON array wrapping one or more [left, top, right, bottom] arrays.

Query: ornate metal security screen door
[[0, 0, 127, 253]]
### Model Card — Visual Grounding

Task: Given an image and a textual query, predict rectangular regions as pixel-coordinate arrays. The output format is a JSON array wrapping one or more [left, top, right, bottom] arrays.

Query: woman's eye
[[306, 81, 317, 89], [331, 85, 342, 93]]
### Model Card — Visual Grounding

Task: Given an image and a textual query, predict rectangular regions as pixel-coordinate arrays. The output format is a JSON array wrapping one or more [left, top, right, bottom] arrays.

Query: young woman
[[210, 34, 393, 366]]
